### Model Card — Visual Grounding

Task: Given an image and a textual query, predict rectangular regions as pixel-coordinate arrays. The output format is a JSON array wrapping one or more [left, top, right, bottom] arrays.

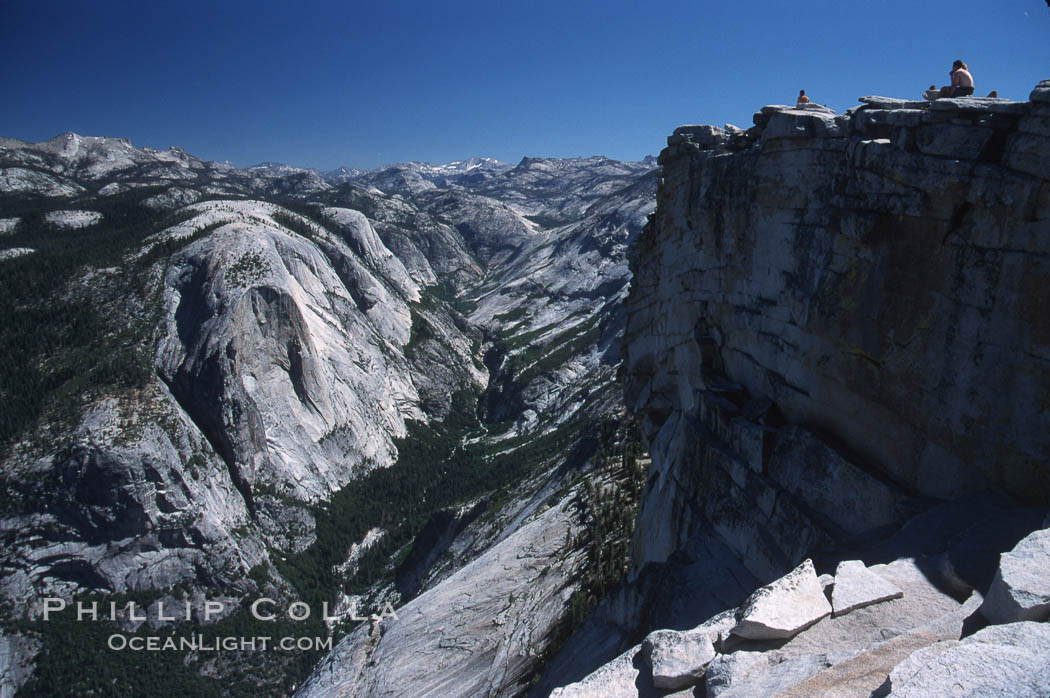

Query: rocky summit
[[537, 81, 1050, 697]]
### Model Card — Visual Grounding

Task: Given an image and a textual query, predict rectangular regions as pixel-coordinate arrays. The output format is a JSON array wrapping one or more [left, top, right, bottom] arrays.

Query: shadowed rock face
[[296, 497, 586, 698], [627, 94, 1050, 512], [622, 90, 1050, 588], [394, 500, 488, 599]]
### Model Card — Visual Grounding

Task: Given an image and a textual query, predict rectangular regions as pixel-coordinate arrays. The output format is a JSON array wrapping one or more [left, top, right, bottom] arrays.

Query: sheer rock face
[[0, 391, 266, 605], [296, 494, 586, 698], [547, 85, 1050, 698], [155, 200, 434, 503], [624, 90, 1050, 582]]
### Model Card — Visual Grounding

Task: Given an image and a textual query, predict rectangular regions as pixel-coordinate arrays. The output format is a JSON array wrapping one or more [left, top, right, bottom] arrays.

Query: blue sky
[[1, 0, 1047, 170]]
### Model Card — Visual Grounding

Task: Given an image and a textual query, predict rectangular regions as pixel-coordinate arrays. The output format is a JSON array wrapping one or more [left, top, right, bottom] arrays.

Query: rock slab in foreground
[[731, 559, 832, 640], [642, 628, 717, 690], [888, 621, 1050, 697], [548, 647, 642, 698], [706, 650, 843, 698], [980, 526, 1050, 624], [831, 559, 904, 617]]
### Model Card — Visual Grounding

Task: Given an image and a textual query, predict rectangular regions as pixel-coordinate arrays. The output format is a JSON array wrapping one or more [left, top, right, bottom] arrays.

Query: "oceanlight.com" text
[[106, 634, 334, 652]]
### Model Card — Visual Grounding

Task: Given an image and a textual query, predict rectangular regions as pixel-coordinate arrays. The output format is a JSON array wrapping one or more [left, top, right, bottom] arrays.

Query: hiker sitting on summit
[[942, 60, 974, 97], [797, 89, 810, 105]]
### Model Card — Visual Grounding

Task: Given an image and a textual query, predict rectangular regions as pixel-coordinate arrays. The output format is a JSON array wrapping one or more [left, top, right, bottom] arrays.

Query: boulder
[[981, 526, 1050, 623], [1030, 78, 1050, 103], [669, 125, 726, 148], [549, 648, 647, 698], [888, 622, 1050, 697], [691, 608, 740, 650], [731, 559, 832, 640], [831, 560, 904, 617], [928, 97, 1028, 114], [780, 592, 982, 698], [706, 651, 845, 698], [761, 109, 843, 141], [795, 103, 837, 114], [858, 95, 929, 110], [705, 652, 767, 696], [642, 628, 716, 690]]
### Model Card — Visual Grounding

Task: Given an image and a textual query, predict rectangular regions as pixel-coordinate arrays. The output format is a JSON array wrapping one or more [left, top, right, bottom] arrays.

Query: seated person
[[940, 60, 974, 97], [797, 89, 810, 105]]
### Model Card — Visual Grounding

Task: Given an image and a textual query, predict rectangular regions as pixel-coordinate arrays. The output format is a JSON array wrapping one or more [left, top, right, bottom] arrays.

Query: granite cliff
[[0, 137, 656, 695], [538, 81, 1050, 696]]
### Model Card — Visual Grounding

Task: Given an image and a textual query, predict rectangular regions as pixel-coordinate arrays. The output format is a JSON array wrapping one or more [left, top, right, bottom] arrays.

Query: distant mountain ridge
[[0, 130, 658, 696]]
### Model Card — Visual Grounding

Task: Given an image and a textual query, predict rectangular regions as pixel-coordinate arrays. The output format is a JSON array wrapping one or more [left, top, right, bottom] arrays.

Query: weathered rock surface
[[547, 557, 975, 696], [43, 209, 103, 229], [0, 247, 34, 260], [154, 200, 445, 503], [296, 494, 586, 698], [770, 590, 982, 697], [888, 622, 1050, 697], [831, 560, 904, 617], [0, 632, 40, 698], [981, 526, 1050, 623], [708, 651, 847, 698], [731, 559, 831, 640], [0, 392, 266, 605], [642, 627, 716, 689], [549, 648, 645, 698], [394, 500, 487, 599], [628, 86, 1050, 535]]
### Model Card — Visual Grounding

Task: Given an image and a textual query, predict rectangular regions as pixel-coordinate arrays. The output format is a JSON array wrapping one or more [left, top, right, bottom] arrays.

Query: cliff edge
[[627, 84, 1050, 576], [540, 81, 1050, 696]]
